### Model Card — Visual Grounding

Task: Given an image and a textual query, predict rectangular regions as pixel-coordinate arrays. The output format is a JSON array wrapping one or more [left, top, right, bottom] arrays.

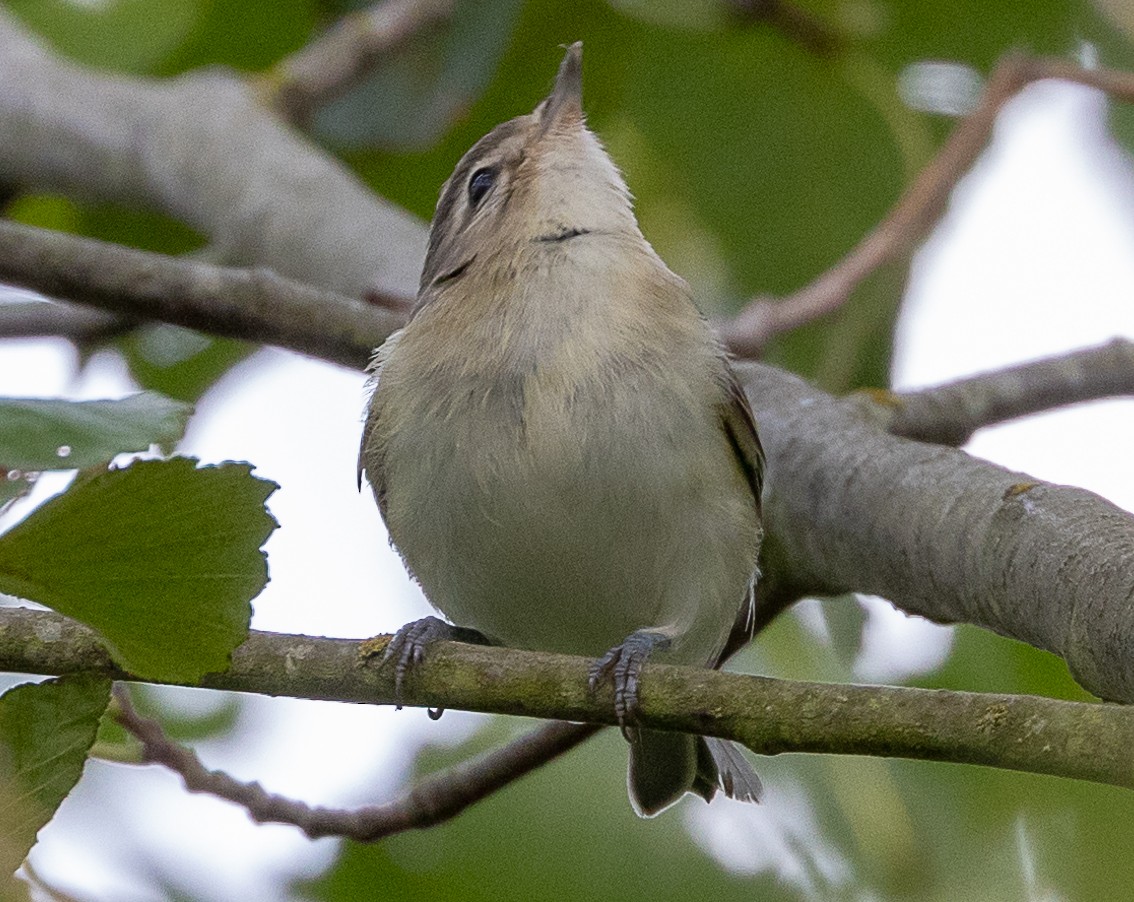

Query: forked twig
[[718, 55, 1134, 358]]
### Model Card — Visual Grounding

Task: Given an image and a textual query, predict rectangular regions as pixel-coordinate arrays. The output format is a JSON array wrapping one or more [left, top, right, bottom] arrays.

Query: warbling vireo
[[359, 43, 764, 816]]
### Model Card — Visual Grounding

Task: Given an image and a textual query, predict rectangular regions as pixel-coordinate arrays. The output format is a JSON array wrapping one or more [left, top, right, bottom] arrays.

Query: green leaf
[[621, 29, 902, 313], [0, 458, 277, 682], [128, 686, 242, 743], [4, 195, 81, 235], [91, 686, 239, 767], [119, 328, 253, 404], [915, 623, 1096, 702], [0, 393, 193, 472], [0, 675, 110, 877]]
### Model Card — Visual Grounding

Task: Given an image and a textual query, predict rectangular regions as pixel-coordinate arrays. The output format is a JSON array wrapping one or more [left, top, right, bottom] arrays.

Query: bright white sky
[[2, 78, 1134, 900]]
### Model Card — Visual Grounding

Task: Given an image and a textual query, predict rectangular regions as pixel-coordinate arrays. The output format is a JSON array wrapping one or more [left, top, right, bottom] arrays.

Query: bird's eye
[[468, 167, 497, 208]]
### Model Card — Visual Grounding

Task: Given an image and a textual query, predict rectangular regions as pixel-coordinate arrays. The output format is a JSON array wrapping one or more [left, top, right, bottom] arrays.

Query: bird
[[359, 42, 764, 816]]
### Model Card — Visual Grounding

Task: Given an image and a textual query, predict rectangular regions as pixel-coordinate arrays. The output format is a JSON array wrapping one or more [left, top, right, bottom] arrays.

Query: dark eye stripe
[[468, 167, 497, 208]]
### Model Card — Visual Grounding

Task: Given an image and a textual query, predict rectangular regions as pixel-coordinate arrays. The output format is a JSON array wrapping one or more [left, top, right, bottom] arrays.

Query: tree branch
[[747, 358, 1134, 702], [0, 10, 427, 300], [0, 220, 404, 369], [2, 607, 1130, 808], [884, 338, 1134, 445], [263, 0, 455, 125], [718, 55, 1134, 357]]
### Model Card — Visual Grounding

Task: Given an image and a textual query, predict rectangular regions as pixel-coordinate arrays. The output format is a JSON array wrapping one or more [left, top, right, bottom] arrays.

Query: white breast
[[369, 238, 758, 665]]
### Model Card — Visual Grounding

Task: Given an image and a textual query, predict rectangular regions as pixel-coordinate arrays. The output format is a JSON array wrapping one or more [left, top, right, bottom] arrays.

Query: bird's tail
[[628, 730, 762, 817]]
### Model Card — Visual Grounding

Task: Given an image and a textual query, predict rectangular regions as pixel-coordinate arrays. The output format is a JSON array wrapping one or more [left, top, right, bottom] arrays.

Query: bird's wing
[[356, 329, 404, 521], [716, 361, 765, 665], [718, 362, 764, 516]]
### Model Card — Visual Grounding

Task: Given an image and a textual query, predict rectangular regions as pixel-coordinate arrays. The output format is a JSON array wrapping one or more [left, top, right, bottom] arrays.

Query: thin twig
[[718, 55, 1134, 358], [265, 0, 454, 125], [111, 684, 598, 841], [882, 338, 1134, 445]]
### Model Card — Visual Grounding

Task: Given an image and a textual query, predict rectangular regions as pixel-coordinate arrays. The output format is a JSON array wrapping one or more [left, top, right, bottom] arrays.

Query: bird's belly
[[381, 379, 755, 665], [431, 482, 673, 655]]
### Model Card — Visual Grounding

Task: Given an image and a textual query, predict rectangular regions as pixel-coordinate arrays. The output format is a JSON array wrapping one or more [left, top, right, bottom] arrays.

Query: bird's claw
[[381, 616, 488, 711], [588, 630, 671, 740]]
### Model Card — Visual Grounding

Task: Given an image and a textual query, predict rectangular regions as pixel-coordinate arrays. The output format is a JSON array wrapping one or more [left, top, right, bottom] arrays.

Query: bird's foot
[[588, 630, 671, 740], [376, 616, 489, 711]]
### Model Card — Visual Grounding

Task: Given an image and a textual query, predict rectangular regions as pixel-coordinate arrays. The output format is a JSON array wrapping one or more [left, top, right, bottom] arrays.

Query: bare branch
[[265, 0, 455, 125], [2, 608, 1132, 814], [885, 339, 1134, 445], [0, 220, 407, 369], [113, 684, 598, 841], [718, 55, 1134, 358], [0, 10, 427, 300], [749, 358, 1134, 702]]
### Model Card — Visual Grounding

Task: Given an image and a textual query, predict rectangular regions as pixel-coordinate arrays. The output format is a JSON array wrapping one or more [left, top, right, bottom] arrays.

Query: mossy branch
[[2, 607, 1129, 795]]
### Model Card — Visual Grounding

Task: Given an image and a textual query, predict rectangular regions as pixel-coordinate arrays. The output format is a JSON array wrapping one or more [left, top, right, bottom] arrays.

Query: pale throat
[[519, 129, 636, 242]]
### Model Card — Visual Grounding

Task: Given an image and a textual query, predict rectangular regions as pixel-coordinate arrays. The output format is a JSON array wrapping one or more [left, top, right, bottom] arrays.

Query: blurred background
[[3, 0, 1134, 899]]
